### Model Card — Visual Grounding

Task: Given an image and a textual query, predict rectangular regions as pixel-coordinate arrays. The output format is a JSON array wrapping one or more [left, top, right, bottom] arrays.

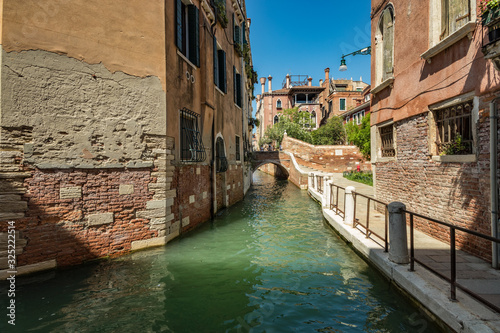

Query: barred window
[[216, 137, 228, 173], [435, 100, 473, 155], [235, 136, 240, 161], [380, 124, 395, 157], [180, 108, 206, 162]]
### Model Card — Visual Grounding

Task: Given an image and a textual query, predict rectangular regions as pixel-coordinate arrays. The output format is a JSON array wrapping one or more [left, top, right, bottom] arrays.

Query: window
[[380, 124, 395, 157], [180, 108, 206, 162], [213, 37, 227, 93], [340, 98, 346, 111], [375, 5, 394, 84], [216, 137, 228, 173], [440, 0, 470, 40], [435, 100, 473, 155], [276, 99, 282, 109], [233, 66, 242, 107], [175, 0, 200, 67], [335, 84, 347, 91], [235, 136, 240, 161], [274, 115, 279, 124], [311, 111, 316, 128]]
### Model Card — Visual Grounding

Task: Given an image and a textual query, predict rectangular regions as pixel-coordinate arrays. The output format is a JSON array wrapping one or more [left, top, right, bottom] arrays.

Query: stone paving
[[301, 166, 500, 332]]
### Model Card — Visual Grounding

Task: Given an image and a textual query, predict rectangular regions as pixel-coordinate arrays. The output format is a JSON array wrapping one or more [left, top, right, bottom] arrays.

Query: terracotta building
[[342, 86, 371, 125], [0, 0, 255, 274], [255, 74, 324, 145], [254, 68, 369, 146], [370, 0, 500, 266]]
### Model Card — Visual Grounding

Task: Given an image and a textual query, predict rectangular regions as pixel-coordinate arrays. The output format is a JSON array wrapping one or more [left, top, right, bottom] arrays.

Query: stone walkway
[[302, 166, 500, 332]]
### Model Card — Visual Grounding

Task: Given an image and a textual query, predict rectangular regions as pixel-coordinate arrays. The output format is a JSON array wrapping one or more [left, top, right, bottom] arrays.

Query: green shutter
[[188, 5, 200, 67], [235, 25, 241, 45], [236, 73, 242, 107], [214, 37, 219, 86], [233, 66, 237, 103], [218, 50, 227, 93], [232, 13, 236, 42], [382, 8, 394, 81], [175, 0, 183, 52]]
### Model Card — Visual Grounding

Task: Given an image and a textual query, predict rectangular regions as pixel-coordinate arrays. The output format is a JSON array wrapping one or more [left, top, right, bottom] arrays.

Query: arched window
[[376, 5, 394, 84], [274, 115, 279, 124], [216, 137, 228, 173], [276, 99, 282, 108], [311, 111, 316, 128]]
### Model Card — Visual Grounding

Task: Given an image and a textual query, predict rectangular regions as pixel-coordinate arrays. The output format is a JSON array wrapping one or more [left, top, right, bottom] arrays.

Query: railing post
[[314, 174, 318, 191], [388, 202, 409, 264], [345, 186, 355, 226], [323, 179, 331, 208], [309, 173, 314, 189]]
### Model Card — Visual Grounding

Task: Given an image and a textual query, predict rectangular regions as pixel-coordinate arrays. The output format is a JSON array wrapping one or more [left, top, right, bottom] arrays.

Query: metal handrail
[[316, 175, 324, 194], [329, 183, 346, 217], [405, 209, 500, 313], [352, 192, 389, 252]]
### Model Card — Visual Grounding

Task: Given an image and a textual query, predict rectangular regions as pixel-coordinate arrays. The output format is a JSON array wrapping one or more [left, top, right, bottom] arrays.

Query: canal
[[1, 171, 442, 332]]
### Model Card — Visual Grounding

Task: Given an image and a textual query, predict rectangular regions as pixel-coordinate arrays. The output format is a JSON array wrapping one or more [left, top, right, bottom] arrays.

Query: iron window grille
[[235, 136, 241, 161], [380, 124, 396, 157], [435, 100, 473, 155], [216, 137, 228, 173], [180, 108, 206, 162]]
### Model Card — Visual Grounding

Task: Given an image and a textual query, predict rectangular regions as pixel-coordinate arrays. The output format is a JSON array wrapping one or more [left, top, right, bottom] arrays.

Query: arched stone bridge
[[251, 151, 290, 179]]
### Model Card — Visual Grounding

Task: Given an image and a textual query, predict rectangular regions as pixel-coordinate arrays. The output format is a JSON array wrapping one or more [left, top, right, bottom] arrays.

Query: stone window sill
[[375, 156, 396, 163], [215, 86, 225, 95], [421, 22, 476, 63], [371, 77, 394, 95], [177, 50, 197, 70], [432, 154, 476, 163]]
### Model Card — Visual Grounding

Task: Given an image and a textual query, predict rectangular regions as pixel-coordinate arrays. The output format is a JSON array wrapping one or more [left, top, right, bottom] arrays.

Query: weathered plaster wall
[[2, 0, 166, 88], [1, 50, 166, 169]]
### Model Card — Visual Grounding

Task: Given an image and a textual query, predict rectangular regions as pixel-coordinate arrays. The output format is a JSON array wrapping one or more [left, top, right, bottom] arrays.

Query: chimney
[[308, 77, 313, 87], [260, 77, 266, 95], [286, 74, 291, 89], [268, 75, 272, 93], [325, 68, 330, 83], [319, 79, 323, 86]]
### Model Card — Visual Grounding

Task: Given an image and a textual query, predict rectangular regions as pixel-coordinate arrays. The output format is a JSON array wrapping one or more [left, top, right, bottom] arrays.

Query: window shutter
[[233, 66, 237, 103], [175, 0, 183, 52], [242, 22, 247, 45], [449, 0, 470, 33], [382, 8, 394, 81], [213, 37, 219, 86], [188, 5, 200, 67], [232, 13, 236, 42], [237, 73, 242, 107], [218, 50, 226, 93], [235, 25, 241, 45]]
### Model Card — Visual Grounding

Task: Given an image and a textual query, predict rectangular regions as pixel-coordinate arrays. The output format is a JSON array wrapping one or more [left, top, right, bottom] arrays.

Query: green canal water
[[1, 172, 442, 332]]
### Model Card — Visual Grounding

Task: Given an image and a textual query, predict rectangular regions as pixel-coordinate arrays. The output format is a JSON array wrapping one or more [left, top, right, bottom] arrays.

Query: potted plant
[[481, 0, 500, 25]]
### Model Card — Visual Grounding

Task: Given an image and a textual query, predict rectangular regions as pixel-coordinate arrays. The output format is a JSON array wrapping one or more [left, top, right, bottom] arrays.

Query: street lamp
[[339, 46, 371, 72]]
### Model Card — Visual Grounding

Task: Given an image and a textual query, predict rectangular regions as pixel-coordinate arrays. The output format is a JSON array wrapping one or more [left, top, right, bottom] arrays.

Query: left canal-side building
[[0, 0, 256, 274]]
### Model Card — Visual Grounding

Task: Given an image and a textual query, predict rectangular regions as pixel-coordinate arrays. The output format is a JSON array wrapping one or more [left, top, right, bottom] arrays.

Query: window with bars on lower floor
[[435, 100, 473, 155], [235, 136, 240, 161], [380, 124, 395, 157], [180, 108, 206, 162]]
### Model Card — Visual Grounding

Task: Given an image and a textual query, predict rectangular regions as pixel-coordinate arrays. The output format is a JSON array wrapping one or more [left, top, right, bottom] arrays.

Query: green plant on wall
[[214, 0, 228, 27], [440, 134, 468, 156]]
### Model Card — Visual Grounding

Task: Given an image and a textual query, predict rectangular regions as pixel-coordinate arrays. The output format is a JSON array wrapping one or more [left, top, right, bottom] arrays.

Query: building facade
[[0, 0, 255, 274], [370, 0, 500, 265], [255, 74, 324, 146], [342, 86, 371, 125]]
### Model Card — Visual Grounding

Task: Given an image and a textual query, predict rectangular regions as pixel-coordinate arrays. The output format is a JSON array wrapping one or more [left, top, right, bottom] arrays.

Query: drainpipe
[[490, 99, 499, 269]]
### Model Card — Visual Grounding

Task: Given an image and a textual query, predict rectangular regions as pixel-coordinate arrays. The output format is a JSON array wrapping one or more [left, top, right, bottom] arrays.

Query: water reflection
[[0, 172, 441, 332]]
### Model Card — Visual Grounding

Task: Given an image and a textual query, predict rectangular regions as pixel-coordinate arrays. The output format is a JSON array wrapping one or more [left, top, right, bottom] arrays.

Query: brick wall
[[375, 111, 492, 259], [281, 135, 370, 172]]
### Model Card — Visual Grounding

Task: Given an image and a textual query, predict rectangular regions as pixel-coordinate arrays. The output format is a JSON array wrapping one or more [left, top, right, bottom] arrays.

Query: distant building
[[342, 86, 371, 125]]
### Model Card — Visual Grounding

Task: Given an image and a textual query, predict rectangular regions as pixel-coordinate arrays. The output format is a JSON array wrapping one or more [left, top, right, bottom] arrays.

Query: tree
[[260, 108, 313, 146], [311, 116, 345, 145], [345, 113, 371, 159]]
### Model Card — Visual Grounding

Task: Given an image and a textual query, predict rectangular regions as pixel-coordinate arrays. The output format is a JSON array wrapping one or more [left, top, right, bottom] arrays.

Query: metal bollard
[[388, 202, 409, 264]]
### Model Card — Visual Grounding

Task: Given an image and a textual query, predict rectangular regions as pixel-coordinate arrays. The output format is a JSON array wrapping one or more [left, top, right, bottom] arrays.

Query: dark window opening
[[216, 137, 228, 173], [175, 0, 200, 67], [236, 136, 240, 161]]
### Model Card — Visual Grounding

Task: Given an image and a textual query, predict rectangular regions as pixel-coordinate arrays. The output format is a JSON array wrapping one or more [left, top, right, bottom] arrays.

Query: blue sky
[[246, 0, 372, 101]]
